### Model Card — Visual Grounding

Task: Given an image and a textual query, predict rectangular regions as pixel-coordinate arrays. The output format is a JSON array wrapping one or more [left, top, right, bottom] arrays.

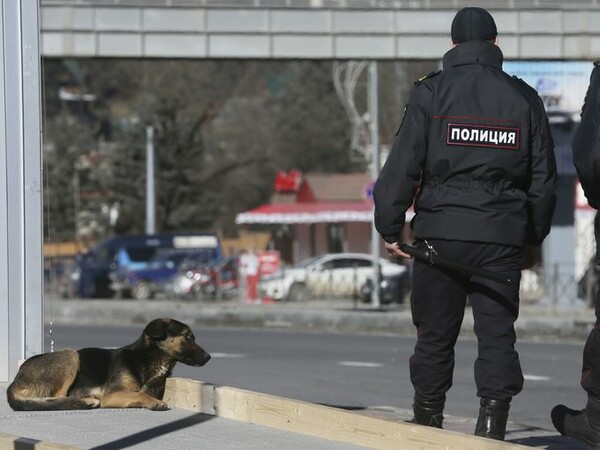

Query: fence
[[44, 258, 598, 313], [521, 264, 595, 308], [257, 262, 597, 309]]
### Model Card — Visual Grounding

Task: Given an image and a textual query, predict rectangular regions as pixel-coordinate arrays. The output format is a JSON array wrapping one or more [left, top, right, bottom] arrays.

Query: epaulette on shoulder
[[511, 74, 534, 90], [414, 70, 441, 85]]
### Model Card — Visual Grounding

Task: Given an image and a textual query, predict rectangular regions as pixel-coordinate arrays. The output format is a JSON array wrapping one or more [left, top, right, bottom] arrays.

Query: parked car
[[258, 252, 408, 302], [111, 248, 218, 300], [166, 255, 240, 300], [72, 233, 223, 298], [359, 271, 411, 305], [200, 256, 240, 299]]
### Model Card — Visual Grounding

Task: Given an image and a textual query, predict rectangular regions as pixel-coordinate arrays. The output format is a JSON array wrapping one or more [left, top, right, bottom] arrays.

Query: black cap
[[451, 7, 497, 44]]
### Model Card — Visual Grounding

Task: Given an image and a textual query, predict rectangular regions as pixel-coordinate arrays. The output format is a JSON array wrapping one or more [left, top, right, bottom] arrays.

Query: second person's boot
[[552, 394, 600, 449], [474, 397, 510, 440], [411, 397, 444, 429]]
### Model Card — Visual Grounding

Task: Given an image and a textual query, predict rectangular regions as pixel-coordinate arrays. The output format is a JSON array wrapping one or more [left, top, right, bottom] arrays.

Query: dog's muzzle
[[185, 350, 211, 367]]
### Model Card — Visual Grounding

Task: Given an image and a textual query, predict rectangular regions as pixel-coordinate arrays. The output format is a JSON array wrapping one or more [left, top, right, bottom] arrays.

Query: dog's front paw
[[149, 400, 170, 411], [81, 397, 101, 409]]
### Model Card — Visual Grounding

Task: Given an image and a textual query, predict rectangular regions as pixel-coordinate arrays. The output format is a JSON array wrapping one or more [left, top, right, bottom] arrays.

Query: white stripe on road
[[523, 374, 551, 381], [210, 353, 247, 359], [337, 361, 384, 368]]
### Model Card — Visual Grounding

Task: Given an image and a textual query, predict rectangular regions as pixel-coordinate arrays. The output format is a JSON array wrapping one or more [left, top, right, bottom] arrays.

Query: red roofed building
[[236, 171, 414, 264]]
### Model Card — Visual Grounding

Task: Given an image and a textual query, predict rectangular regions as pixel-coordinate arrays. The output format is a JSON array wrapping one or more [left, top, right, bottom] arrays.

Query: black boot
[[552, 394, 600, 449], [474, 398, 510, 440], [411, 397, 444, 429]]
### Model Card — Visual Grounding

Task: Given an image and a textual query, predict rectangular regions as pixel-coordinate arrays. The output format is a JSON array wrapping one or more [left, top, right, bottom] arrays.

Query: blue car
[[72, 233, 222, 299], [113, 248, 218, 300]]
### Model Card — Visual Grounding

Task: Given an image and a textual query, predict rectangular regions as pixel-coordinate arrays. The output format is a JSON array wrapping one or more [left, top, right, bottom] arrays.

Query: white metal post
[[146, 126, 156, 235], [0, 0, 43, 381], [369, 61, 380, 309]]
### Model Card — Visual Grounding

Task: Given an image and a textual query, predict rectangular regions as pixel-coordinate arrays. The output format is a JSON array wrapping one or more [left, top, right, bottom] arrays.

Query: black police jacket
[[572, 62, 600, 210], [572, 61, 600, 262], [374, 40, 557, 247]]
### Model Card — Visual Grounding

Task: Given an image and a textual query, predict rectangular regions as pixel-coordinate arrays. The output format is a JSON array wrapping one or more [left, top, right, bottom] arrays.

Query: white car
[[258, 252, 408, 302]]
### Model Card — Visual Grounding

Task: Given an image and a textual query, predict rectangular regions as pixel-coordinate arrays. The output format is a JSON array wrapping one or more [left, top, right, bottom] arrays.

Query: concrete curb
[[44, 299, 595, 340]]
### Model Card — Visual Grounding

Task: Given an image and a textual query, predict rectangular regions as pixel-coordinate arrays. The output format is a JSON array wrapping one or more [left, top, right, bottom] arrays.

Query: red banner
[[256, 250, 280, 276]]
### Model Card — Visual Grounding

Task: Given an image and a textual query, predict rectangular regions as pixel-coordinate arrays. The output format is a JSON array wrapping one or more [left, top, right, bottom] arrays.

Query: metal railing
[[45, 257, 598, 313], [39, 0, 600, 9]]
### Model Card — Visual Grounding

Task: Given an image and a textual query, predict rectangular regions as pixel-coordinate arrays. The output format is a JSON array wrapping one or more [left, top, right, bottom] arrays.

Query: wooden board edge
[[164, 377, 530, 450], [0, 432, 81, 450]]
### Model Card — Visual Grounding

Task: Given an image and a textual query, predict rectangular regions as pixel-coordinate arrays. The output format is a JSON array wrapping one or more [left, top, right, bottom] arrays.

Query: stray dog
[[7, 318, 211, 411]]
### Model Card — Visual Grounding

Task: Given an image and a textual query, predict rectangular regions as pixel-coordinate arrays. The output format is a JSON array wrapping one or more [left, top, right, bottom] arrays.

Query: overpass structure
[[40, 0, 600, 60]]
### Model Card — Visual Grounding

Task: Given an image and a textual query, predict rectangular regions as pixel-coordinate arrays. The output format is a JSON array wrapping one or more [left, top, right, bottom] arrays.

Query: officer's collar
[[442, 40, 504, 70]]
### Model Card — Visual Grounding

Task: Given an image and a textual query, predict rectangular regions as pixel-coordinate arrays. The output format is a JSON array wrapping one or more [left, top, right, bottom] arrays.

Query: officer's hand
[[384, 241, 412, 260], [521, 245, 538, 270]]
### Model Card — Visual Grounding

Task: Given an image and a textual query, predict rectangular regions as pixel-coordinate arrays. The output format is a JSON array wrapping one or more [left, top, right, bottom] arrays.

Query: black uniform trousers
[[409, 239, 524, 403], [582, 212, 600, 396]]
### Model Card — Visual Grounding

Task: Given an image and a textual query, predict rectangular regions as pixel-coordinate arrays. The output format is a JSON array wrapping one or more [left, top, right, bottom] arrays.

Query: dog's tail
[[7, 389, 100, 411]]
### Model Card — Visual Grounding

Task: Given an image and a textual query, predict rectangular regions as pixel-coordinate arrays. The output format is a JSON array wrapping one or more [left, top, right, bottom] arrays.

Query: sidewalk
[[0, 380, 584, 450], [0, 383, 364, 450]]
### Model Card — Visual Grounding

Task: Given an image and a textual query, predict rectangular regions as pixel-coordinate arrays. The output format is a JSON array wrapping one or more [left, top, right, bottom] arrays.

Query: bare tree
[[42, 58, 415, 241]]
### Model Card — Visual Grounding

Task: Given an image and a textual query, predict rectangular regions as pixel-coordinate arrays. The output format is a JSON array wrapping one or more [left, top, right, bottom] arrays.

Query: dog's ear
[[144, 318, 169, 340]]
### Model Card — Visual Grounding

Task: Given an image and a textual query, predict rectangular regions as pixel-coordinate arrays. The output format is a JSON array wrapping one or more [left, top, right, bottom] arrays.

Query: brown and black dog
[[7, 318, 211, 411]]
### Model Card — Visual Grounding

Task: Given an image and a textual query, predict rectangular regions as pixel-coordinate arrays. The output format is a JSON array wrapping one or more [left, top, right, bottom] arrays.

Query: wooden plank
[[0, 433, 81, 450], [164, 378, 530, 450]]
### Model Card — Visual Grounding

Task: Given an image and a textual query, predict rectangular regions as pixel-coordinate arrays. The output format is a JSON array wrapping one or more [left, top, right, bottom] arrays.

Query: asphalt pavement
[[0, 297, 594, 449]]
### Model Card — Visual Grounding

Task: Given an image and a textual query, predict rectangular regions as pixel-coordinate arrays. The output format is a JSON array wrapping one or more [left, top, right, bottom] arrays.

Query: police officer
[[373, 7, 557, 441], [552, 61, 600, 449]]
